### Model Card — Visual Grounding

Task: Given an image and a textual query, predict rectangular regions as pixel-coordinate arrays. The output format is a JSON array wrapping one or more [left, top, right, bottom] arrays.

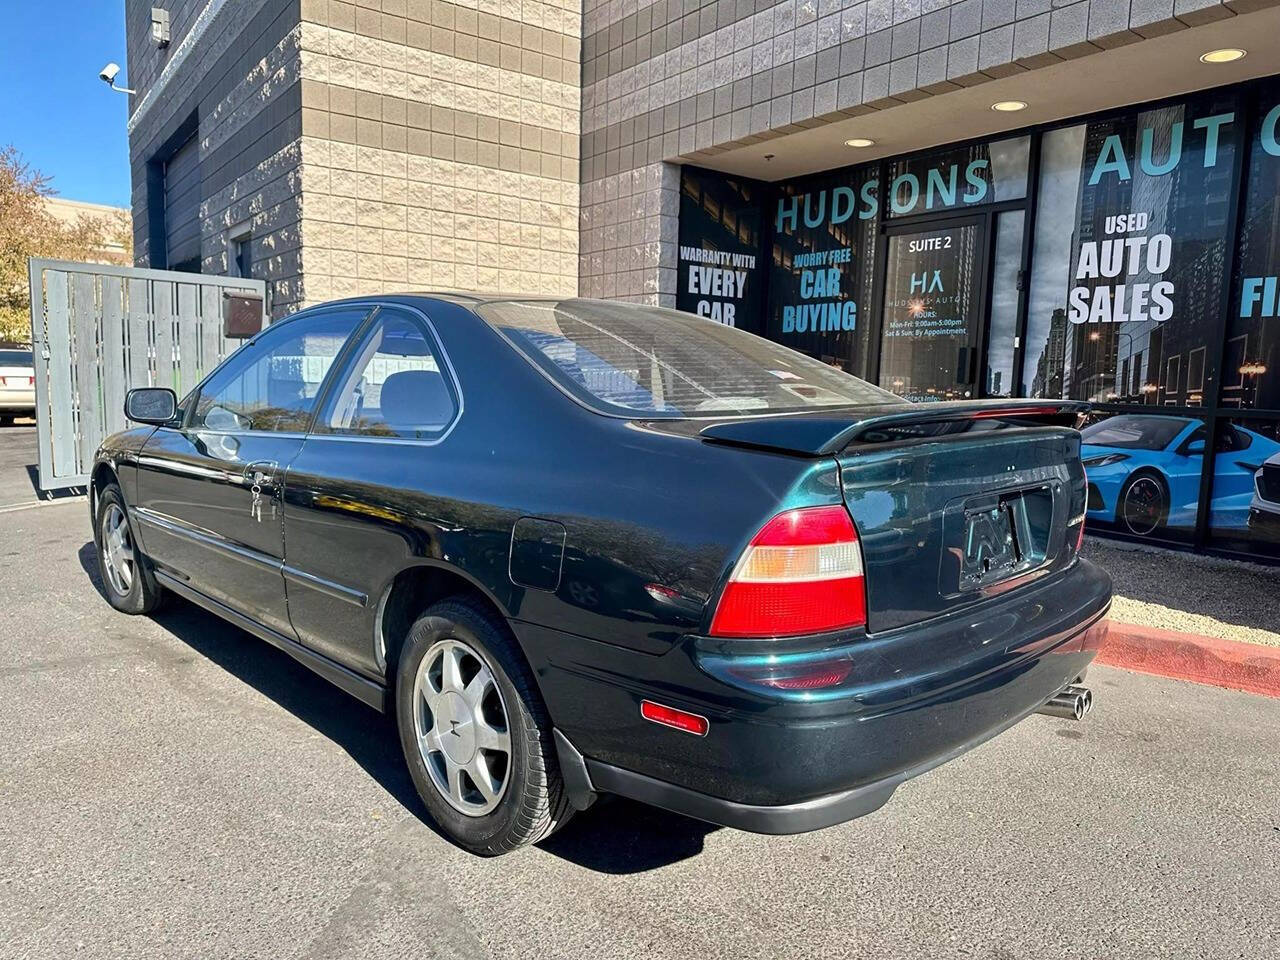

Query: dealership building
[[123, 0, 1280, 561]]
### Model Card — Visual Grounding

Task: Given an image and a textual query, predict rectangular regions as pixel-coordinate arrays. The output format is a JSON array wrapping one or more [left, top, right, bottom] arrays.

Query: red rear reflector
[[640, 700, 709, 736], [709, 505, 867, 638]]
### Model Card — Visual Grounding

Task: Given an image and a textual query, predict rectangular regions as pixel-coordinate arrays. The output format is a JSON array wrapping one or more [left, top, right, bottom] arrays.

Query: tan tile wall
[[296, 0, 583, 302]]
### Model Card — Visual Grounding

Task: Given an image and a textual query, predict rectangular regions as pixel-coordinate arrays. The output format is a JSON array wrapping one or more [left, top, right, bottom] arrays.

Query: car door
[[133, 307, 369, 636], [282, 305, 462, 675]]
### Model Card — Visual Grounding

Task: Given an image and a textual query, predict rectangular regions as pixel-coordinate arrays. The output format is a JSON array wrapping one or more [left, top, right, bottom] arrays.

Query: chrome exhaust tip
[[1036, 684, 1093, 721]]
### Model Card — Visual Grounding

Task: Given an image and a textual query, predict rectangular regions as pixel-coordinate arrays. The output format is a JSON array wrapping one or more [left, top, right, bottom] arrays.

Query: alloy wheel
[[412, 638, 512, 816], [101, 503, 136, 597], [1121, 477, 1164, 536]]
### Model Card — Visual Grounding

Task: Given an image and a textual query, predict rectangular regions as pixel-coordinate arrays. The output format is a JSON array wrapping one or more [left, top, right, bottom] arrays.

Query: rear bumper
[[519, 557, 1112, 831], [557, 673, 1083, 833]]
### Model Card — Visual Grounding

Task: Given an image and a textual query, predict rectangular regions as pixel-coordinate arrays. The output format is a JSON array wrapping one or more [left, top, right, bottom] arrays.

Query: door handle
[[244, 460, 279, 488], [244, 459, 280, 522]]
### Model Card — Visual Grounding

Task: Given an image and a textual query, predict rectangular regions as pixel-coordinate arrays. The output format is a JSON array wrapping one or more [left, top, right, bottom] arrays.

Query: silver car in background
[[0, 348, 35, 426], [1249, 453, 1280, 538]]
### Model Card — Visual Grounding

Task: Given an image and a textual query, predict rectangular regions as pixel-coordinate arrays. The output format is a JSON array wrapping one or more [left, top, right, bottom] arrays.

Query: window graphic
[[676, 168, 767, 334], [1025, 92, 1240, 405]]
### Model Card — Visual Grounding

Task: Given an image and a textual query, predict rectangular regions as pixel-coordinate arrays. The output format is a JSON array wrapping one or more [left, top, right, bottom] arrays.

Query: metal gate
[[27, 259, 267, 492]]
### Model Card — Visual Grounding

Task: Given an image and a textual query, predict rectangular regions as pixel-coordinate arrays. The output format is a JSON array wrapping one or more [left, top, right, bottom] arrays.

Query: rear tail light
[[709, 505, 867, 638]]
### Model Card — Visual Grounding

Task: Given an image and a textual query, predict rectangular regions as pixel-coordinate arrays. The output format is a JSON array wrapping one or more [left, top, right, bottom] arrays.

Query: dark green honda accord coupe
[[90, 295, 1111, 855]]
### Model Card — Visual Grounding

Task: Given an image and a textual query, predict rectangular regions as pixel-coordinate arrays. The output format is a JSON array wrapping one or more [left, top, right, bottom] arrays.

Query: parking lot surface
[[1, 424, 1278, 959], [0, 422, 38, 508]]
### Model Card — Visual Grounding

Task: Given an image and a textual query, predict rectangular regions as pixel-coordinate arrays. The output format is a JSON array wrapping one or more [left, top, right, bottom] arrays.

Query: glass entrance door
[[878, 219, 987, 402]]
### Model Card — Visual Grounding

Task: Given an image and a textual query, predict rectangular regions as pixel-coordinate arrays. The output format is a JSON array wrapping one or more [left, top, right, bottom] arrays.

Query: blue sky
[[0, 0, 131, 207]]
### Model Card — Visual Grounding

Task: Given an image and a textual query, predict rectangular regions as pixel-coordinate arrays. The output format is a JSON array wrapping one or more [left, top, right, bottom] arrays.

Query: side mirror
[[125, 387, 178, 426], [1185, 439, 1205, 456]]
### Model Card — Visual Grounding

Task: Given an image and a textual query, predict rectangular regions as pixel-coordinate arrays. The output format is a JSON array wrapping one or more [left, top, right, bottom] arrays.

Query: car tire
[[94, 483, 164, 614], [395, 596, 573, 855], [1118, 471, 1169, 537]]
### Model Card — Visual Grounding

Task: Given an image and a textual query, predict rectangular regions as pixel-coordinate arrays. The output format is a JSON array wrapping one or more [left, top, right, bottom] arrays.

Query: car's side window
[[1222, 426, 1251, 452], [189, 309, 367, 433], [316, 308, 458, 440]]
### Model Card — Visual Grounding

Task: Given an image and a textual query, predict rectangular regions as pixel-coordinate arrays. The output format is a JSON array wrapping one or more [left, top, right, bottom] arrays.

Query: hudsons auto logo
[[774, 161, 992, 230]]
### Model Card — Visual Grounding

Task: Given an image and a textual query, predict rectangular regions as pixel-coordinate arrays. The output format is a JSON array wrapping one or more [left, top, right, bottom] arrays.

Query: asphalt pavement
[[1, 423, 1278, 959], [0, 422, 40, 509]]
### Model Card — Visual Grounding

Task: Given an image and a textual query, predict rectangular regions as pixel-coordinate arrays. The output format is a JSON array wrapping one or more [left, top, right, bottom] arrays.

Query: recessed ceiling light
[[844, 137, 875, 148], [991, 100, 1028, 113], [1200, 48, 1246, 64]]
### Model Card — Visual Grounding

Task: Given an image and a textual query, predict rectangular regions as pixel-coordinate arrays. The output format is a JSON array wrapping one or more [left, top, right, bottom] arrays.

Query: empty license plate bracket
[[959, 501, 1020, 590]]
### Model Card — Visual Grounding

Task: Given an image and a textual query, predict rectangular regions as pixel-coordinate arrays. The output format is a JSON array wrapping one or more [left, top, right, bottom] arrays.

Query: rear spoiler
[[697, 400, 1091, 457]]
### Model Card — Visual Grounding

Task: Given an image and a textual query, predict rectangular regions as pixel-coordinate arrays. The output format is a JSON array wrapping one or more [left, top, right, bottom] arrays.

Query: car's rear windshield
[[1080, 415, 1190, 450], [477, 299, 897, 418], [0, 349, 33, 366]]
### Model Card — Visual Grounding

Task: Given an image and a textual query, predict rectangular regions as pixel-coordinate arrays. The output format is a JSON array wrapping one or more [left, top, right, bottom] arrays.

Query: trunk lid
[[696, 400, 1090, 633]]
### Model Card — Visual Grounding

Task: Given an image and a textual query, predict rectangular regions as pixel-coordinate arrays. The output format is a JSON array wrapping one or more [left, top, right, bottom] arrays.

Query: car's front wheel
[[395, 596, 572, 855], [95, 483, 164, 614], [1119, 471, 1169, 536]]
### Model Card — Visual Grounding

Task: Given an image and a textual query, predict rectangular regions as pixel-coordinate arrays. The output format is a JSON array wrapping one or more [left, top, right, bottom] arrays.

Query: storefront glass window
[[1025, 92, 1240, 405], [1204, 417, 1280, 559], [676, 167, 768, 334], [1226, 83, 1280, 412], [767, 165, 879, 378], [886, 136, 1030, 218], [986, 211, 1025, 398]]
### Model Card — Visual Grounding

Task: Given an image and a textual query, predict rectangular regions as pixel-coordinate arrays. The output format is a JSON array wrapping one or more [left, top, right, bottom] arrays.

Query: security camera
[[99, 62, 135, 94]]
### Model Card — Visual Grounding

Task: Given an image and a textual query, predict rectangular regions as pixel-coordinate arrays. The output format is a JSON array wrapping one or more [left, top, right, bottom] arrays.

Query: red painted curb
[[1098, 621, 1280, 698]]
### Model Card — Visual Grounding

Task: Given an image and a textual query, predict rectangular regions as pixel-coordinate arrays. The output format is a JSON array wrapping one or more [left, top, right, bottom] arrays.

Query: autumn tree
[[0, 145, 132, 344]]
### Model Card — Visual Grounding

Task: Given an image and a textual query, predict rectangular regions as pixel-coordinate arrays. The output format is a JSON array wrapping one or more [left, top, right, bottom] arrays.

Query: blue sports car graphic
[[1080, 415, 1280, 536]]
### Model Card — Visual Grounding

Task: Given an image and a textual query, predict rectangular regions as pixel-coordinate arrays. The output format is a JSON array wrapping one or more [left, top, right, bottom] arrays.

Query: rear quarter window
[[477, 299, 896, 418]]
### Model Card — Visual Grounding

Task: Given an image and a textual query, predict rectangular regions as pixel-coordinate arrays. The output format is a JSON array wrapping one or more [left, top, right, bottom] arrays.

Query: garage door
[[164, 134, 201, 270]]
